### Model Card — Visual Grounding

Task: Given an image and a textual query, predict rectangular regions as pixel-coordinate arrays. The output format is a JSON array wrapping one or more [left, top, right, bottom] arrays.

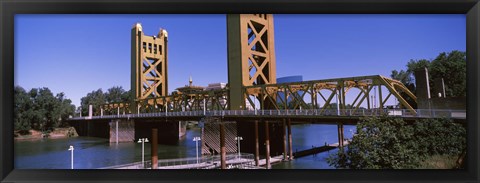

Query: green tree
[[33, 88, 75, 130], [122, 89, 133, 103], [14, 86, 33, 133], [79, 87, 132, 116], [105, 86, 126, 103], [80, 89, 106, 116], [327, 116, 420, 169], [14, 86, 76, 132], [53, 92, 76, 127], [429, 51, 466, 97], [413, 118, 466, 157], [27, 88, 44, 130], [327, 116, 466, 169]]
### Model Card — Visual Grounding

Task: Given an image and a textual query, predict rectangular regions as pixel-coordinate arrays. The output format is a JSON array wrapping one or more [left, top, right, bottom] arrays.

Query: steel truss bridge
[[68, 15, 466, 170], [97, 75, 423, 117]]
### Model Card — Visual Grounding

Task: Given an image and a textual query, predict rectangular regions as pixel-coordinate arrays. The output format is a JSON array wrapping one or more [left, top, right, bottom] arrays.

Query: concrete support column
[[337, 123, 344, 148], [282, 119, 287, 161], [151, 128, 158, 169], [88, 105, 93, 118], [265, 120, 270, 169], [287, 118, 293, 160], [378, 86, 383, 114], [115, 120, 119, 144], [254, 120, 259, 166], [220, 122, 226, 169]]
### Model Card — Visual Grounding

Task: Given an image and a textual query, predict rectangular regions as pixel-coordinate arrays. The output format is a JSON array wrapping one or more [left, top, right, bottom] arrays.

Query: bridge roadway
[[69, 109, 466, 125]]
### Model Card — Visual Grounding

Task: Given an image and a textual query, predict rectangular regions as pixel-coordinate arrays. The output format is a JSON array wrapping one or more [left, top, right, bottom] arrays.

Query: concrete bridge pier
[[236, 120, 284, 159], [288, 118, 293, 160], [220, 122, 226, 169], [134, 120, 186, 145], [68, 119, 110, 139], [282, 119, 287, 161], [337, 122, 345, 148], [265, 120, 271, 169], [151, 128, 158, 169], [254, 120, 260, 166], [109, 119, 135, 143]]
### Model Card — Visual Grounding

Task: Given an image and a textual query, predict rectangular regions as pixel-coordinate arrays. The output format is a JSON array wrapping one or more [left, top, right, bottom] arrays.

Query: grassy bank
[[419, 155, 462, 169], [14, 127, 78, 140]]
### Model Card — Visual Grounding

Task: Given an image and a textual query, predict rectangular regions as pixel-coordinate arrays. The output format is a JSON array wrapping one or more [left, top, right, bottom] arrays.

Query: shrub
[[327, 116, 465, 169]]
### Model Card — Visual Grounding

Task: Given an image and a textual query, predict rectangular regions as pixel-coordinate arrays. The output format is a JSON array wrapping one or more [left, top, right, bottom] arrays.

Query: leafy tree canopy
[[14, 86, 76, 132], [79, 86, 132, 116], [327, 116, 466, 169]]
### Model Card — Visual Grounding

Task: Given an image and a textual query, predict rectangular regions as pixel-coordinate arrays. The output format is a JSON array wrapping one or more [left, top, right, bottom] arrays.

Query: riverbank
[[14, 127, 78, 141]]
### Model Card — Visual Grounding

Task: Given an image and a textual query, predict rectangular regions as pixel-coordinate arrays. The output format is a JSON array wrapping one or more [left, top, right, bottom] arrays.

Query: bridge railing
[[216, 109, 465, 119], [99, 153, 255, 169], [70, 109, 466, 120]]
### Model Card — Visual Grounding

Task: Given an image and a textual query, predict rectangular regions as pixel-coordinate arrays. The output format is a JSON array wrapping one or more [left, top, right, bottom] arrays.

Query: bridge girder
[[103, 75, 417, 116], [243, 75, 418, 115]]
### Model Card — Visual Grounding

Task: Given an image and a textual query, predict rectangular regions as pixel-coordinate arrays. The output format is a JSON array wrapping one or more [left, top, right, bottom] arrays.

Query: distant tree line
[[14, 85, 132, 134], [14, 86, 75, 134], [78, 86, 132, 116]]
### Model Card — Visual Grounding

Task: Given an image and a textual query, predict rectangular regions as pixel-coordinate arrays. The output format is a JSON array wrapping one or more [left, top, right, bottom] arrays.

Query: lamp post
[[68, 145, 74, 169], [235, 136, 243, 158], [193, 137, 201, 164], [254, 97, 257, 115], [336, 90, 340, 115], [203, 98, 206, 115], [137, 138, 149, 167]]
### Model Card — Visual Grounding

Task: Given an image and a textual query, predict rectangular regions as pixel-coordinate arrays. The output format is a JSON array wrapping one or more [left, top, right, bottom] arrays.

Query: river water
[[14, 124, 355, 169]]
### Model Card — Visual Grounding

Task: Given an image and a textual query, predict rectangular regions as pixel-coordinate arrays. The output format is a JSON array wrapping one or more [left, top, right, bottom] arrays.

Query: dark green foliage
[[428, 51, 466, 97], [14, 86, 33, 133], [413, 118, 466, 156], [327, 116, 466, 169], [80, 89, 105, 116], [106, 86, 126, 103], [79, 86, 132, 116], [14, 86, 76, 132], [328, 116, 420, 169]]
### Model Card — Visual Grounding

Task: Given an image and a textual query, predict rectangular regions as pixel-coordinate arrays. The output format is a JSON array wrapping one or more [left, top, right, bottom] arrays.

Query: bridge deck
[[70, 109, 466, 124]]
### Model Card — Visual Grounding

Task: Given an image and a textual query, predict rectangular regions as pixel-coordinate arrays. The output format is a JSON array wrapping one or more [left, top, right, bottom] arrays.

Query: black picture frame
[[1, 0, 479, 182]]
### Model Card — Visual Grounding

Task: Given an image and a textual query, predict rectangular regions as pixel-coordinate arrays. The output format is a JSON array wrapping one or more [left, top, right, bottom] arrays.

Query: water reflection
[[15, 124, 355, 169]]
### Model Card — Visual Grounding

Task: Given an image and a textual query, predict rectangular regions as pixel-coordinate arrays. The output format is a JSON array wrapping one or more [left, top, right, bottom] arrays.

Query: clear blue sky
[[15, 14, 466, 107]]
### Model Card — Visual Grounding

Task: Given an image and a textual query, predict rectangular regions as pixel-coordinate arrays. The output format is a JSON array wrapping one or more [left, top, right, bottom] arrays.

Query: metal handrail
[[99, 153, 255, 169], [71, 109, 466, 120]]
